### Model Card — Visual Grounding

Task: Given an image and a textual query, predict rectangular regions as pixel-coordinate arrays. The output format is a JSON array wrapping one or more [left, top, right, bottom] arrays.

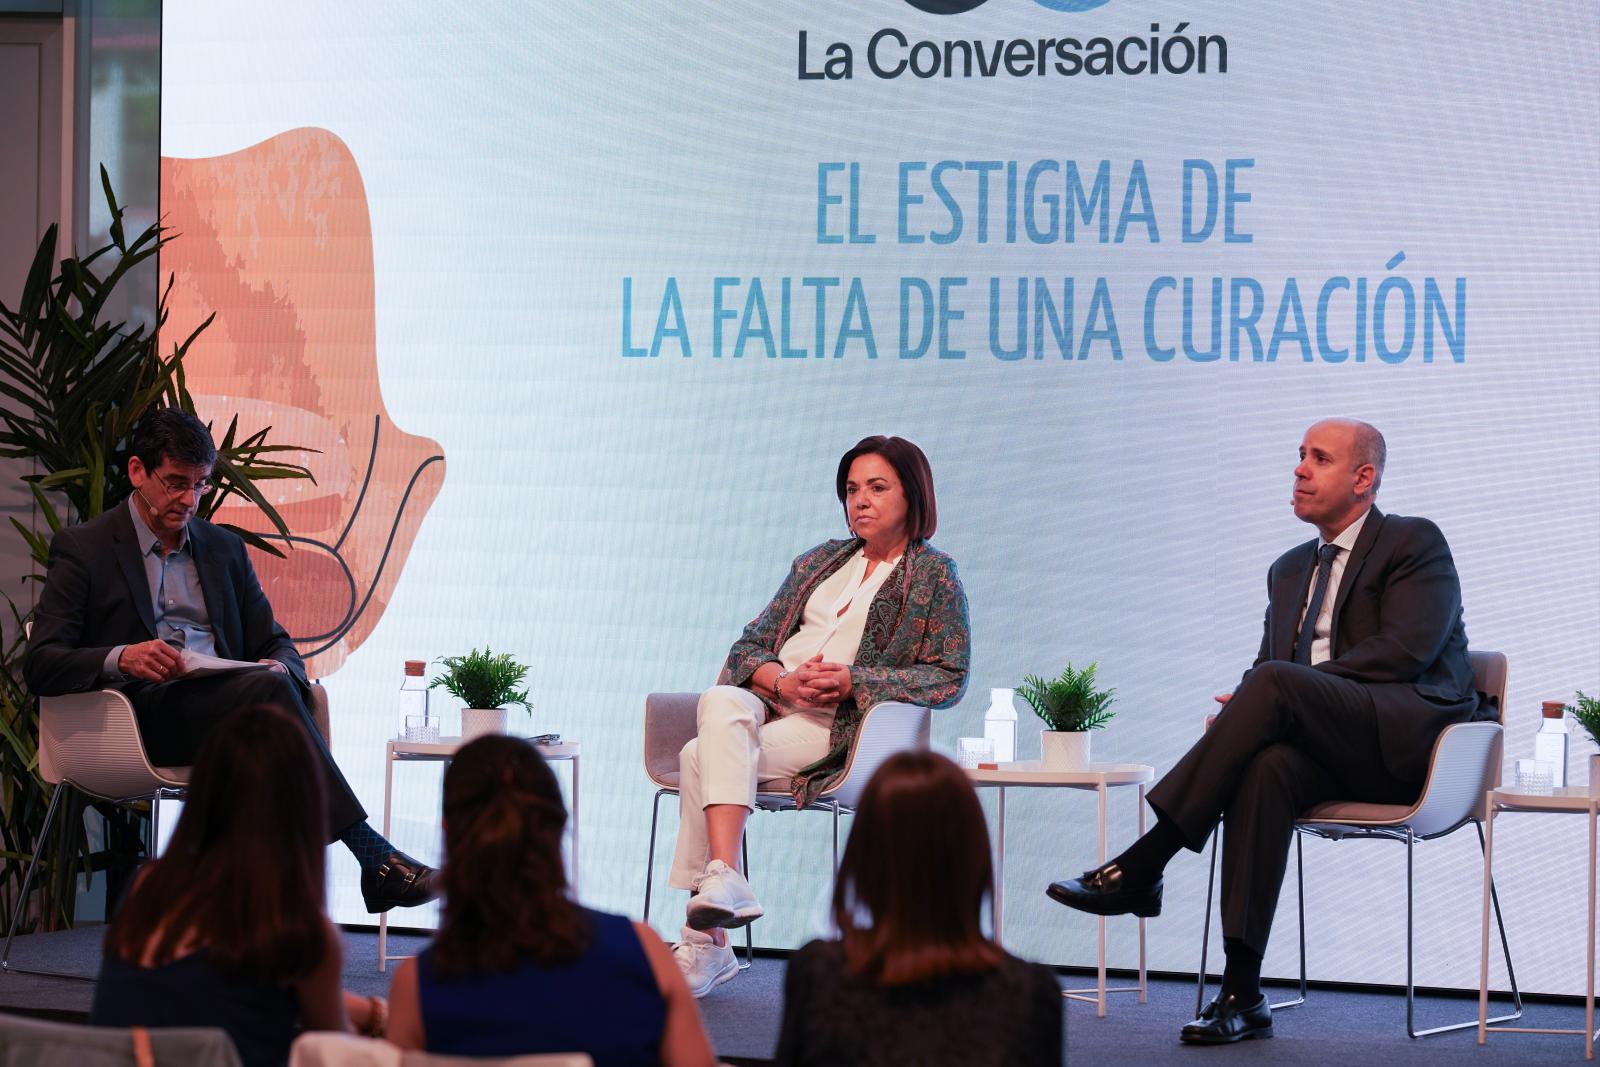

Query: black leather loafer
[[1046, 862, 1163, 917], [361, 850, 440, 913], [1180, 993, 1273, 1044]]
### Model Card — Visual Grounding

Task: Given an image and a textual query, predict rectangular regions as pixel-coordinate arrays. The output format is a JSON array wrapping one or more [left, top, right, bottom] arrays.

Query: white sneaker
[[685, 859, 764, 931], [673, 926, 738, 998]]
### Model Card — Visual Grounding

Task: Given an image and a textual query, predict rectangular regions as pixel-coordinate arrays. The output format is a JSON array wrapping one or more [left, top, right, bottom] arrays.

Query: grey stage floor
[[1, 925, 1591, 1065]]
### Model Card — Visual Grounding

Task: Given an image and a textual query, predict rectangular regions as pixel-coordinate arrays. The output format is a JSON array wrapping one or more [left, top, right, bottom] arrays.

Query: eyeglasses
[[156, 475, 212, 497]]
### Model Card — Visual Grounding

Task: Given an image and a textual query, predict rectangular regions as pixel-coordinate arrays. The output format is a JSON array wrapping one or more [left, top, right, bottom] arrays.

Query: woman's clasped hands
[[784, 653, 854, 711]]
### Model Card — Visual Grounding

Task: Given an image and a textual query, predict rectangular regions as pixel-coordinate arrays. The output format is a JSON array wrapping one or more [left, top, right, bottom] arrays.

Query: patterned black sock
[[1109, 817, 1185, 886], [1221, 938, 1264, 1002], [338, 821, 399, 870]]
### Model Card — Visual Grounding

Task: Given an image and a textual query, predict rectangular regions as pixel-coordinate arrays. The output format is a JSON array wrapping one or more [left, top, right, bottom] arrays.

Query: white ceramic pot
[[1040, 729, 1091, 770], [461, 706, 509, 740]]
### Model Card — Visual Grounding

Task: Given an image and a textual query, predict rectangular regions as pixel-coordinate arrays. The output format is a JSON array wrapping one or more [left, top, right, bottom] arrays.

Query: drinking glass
[[1513, 758, 1554, 793], [404, 714, 439, 744], [956, 736, 996, 769]]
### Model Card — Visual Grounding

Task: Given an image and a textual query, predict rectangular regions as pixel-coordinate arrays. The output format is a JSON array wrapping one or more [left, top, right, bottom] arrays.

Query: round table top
[[965, 761, 1154, 787], [391, 736, 579, 760], [1491, 785, 1600, 814]]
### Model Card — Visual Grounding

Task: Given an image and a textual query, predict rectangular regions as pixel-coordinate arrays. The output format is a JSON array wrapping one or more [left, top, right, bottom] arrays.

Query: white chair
[[289, 1032, 593, 1067], [640, 692, 930, 965], [0, 666, 329, 977], [1194, 650, 1521, 1037]]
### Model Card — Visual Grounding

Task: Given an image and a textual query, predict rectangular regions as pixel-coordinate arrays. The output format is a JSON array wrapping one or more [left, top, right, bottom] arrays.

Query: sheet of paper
[[180, 650, 273, 677]]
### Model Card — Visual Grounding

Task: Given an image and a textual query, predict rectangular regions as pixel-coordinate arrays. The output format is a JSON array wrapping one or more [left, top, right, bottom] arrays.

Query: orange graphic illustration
[[160, 128, 445, 679]]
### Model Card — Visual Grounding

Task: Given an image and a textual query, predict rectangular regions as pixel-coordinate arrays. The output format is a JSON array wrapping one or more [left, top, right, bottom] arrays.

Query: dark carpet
[[1, 928, 1588, 1064]]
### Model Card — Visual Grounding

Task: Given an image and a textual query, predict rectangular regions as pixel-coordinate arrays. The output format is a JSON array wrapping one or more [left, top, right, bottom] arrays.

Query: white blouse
[[777, 548, 902, 671]]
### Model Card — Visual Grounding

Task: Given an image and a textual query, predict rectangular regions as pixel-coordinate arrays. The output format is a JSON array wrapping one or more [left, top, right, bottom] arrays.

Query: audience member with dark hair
[[386, 735, 716, 1067], [91, 704, 381, 1066], [672, 435, 971, 997], [774, 751, 1063, 1067]]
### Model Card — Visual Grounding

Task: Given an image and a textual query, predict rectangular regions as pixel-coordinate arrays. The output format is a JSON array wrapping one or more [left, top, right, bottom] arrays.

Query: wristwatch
[[774, 669, 792, 702]]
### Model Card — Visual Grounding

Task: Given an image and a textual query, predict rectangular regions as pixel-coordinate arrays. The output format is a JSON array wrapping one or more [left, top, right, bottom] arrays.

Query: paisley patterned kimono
[[719, 538, 970, 807]]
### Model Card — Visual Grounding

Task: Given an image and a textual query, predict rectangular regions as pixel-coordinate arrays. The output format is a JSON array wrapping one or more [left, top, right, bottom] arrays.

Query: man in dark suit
[[1047, 418, 1483, 1043], [24, 408, 436, 913]]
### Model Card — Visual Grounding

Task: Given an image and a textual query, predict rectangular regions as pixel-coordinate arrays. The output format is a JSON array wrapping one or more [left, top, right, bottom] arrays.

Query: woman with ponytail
[[385, 735, 716, 1066]]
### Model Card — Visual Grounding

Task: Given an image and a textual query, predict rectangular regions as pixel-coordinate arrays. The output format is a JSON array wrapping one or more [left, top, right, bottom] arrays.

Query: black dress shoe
[[361, 851, 440, 914], [1181, 993, 1273, 1044], [1046, 862, 1162, 917]]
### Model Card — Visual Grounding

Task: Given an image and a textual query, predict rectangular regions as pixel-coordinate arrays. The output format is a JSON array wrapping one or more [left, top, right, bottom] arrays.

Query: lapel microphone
[[135, 481, 162, 516]]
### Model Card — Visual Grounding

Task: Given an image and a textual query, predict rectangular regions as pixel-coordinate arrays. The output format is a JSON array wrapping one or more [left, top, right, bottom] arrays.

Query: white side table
[[377, 737, 580, 972], [1478, 785, 1599, 1059], [966, 760, 1155, 1017]]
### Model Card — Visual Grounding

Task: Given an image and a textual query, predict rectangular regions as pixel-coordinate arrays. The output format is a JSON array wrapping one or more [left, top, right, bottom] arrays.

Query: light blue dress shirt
[[102, 498, 218, 682]]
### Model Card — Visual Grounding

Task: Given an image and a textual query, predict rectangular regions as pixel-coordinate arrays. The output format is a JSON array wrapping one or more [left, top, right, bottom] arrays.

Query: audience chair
[[1194, 650, 1521, 1037], [0, 1011, 243, 1067], [289, 1032, 593, 1066], [641, 692, 931, 966]]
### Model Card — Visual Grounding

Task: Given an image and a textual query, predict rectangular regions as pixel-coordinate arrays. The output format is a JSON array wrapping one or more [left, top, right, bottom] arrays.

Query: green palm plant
[[0, 168, 313, 936], [430, 648, 533, 712], [1570, 692, 1600, 747], [1017, 662, 1117, 732]]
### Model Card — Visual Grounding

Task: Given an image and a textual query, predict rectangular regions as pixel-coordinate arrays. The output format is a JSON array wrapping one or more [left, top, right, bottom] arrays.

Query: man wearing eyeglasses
[[24, 407, 437, 914]]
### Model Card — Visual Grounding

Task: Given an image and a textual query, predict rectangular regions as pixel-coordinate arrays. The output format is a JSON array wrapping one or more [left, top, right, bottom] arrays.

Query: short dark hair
[[131, 407, 217, 472], [832, 751, 1002, 985], [835, 436, 938, 542], [432, 736, 589, 978], [104, 704, 329, 983]]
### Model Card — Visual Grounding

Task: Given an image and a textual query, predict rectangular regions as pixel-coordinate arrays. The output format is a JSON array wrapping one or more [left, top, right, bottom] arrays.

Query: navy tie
[[1294, 544, 1341, 665]]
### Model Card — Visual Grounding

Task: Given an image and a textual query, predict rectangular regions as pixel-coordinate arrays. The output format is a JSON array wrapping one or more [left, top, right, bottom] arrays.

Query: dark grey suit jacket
[[1246, 507, 1483, 783], [23, 500, 307, 698]]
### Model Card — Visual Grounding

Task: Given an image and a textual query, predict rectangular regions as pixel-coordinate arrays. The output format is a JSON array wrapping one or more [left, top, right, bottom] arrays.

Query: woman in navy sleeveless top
[[91, 705, 379, 1067], [387, 736, 715, 1067]]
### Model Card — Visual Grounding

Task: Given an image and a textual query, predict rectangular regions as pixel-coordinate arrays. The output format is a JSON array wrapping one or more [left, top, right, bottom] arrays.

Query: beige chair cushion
[[1300, 800, 1412, 824]]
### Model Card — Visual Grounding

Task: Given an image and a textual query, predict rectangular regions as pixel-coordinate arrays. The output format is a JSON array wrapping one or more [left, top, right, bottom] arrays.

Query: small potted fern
[[1017, 662, 1116, 770], [431, 648, 533, 740], [1568, 691, 1600, 793]]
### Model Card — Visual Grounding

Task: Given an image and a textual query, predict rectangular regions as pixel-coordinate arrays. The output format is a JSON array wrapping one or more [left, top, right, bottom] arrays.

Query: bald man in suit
[[1048, 418, 1485, 1044]]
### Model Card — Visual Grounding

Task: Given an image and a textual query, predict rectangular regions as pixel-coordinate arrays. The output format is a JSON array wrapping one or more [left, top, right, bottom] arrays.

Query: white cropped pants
[[667, 685, 833, 890]]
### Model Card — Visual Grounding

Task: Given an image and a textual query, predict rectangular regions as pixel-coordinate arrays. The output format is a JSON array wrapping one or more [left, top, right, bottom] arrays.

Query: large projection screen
[[159, 0, 1600, 994]]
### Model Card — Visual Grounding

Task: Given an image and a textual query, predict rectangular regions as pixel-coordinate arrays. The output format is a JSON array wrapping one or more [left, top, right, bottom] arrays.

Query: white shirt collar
[[1321, 506, 1372, 554]]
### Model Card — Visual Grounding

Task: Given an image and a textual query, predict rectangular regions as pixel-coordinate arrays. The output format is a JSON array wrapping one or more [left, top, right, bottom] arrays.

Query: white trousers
[[667, 685, 834, 890]]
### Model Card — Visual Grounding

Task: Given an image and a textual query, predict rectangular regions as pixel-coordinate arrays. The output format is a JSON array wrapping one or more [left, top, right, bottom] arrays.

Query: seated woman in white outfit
[[671, 435, 972, 997]]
